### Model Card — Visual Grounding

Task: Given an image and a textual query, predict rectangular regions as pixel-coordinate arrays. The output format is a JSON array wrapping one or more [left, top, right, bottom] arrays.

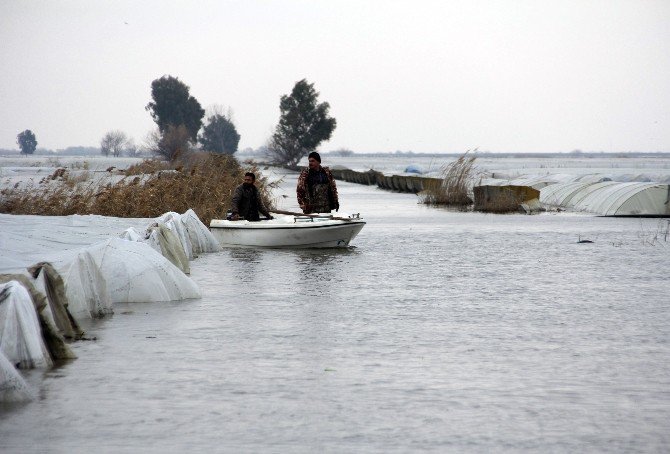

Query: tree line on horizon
[[13, 76, 336, 167]]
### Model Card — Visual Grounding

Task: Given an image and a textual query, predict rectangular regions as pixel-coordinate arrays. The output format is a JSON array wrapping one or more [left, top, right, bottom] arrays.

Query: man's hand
[[334, 202, 339, 212], [231, 213, 240, 221]]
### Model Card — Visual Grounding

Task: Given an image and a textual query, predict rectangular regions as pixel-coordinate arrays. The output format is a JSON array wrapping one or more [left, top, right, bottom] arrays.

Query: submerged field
[[1, 156, 669, 452]]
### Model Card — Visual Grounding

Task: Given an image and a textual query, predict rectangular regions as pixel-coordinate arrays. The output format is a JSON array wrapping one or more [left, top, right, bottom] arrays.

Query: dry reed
[[420, 152, 476, 205], [0, 152, 273, 227]]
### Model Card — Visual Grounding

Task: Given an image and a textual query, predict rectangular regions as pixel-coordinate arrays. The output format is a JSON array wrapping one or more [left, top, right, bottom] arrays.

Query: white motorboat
[[209, 212, 366, 248]]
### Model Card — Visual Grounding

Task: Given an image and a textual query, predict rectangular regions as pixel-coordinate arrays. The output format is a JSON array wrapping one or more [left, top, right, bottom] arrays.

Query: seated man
[[230, 172, 272, 221]]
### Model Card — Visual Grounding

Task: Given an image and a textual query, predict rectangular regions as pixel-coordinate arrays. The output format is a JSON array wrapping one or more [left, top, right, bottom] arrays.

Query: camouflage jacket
[[296, 166, 339, 213]]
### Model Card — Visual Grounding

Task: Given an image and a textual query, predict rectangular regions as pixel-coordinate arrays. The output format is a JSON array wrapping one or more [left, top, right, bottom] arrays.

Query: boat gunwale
[[209, 220, 366, 231]]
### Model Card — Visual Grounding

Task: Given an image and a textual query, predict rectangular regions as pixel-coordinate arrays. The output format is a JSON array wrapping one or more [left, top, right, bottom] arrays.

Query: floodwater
[[1, 170, 669, 453]]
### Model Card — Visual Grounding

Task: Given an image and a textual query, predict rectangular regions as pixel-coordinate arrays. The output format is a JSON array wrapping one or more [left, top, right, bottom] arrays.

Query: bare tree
[[124, 139, 139, 157], [100, 130, 129, 157]]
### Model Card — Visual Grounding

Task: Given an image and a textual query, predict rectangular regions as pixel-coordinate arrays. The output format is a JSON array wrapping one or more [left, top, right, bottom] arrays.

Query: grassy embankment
[[0, 152, 275, 226]]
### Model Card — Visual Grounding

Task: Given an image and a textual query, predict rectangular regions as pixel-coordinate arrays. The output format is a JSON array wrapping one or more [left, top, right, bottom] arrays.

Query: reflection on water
[[291, 248, 360, 275], [229, 248, 265, 263], [228, 248, 265, 283], [1, 175, 669, 453], [222, 247, 361, 292]]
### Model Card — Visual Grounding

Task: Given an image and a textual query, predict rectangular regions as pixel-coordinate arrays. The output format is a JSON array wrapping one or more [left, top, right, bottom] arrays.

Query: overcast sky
[[1, 0, 669, 153]]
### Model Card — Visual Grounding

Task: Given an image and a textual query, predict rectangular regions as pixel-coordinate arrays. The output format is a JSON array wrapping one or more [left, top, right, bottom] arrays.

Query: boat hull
[[209, 216, 365, 248]]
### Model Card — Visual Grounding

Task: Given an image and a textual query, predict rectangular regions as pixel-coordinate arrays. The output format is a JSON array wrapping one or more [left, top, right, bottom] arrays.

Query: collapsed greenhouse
[[0, 209, 220, 402]]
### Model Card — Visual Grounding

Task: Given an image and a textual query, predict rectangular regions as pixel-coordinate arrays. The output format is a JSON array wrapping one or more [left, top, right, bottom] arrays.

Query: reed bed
[[0, 152, 273, 227], [420, 153, 476, 206]]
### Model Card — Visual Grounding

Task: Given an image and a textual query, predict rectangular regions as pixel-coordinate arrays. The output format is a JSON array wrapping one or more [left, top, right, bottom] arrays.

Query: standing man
[[230, 172, 272, 221], [296, 152, 339, 214]]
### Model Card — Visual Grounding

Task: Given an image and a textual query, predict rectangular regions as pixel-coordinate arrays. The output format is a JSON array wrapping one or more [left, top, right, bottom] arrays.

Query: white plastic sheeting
[[148, 210, 220, 267], [0, 210, 211, 312], [0, 213, 153, 274], [540, 182, 595, 207], [482, 171, 670, 190], [119, 227, 145, 243], [86, 238, 200, 303], [573, 174, 613, 183], [121, 224, 191, 274], [478, 176, 559, 190], [0, 281, 52, 369], [157, 212, 195, 260], [0, 209, 214, 402], [147, 224, 190, 274], [540, 182, 670, 216], [121, 226, 162, 260], [580, 183, 670, 216], [58, 250, 113, 319], [181, 209, 221, 254], [0, 348, 33, 402], [0, 273, 78, 361]]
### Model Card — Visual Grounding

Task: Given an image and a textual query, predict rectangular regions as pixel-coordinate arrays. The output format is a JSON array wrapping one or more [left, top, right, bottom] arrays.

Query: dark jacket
[[231, 184, 270, 221]]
